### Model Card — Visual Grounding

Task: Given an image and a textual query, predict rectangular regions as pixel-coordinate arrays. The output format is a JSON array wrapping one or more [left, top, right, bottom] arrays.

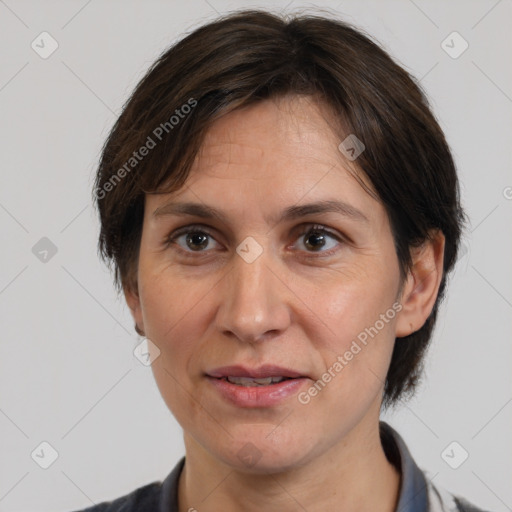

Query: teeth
[[226, 376, 288, 386]]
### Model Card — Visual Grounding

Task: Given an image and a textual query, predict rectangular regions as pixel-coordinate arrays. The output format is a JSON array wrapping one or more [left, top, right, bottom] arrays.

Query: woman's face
[[128, 95, 406, 472]]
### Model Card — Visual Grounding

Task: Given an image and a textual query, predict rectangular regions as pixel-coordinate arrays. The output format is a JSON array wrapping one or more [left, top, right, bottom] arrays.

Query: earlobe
[[123, 281, 145, 336], [395, 230, 445, 338]]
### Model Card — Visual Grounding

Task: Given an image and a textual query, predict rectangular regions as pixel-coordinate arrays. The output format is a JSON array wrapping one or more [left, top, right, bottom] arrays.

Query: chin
[[225, 449, 306, 475], [211, 426, 317, 474]]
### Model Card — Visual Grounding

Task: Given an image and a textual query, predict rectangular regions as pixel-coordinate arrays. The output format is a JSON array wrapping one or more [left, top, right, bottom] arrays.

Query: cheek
[[308, 266, 400, 389], [141, 272, 214, 427], [310, 261, 399, 335], [139, 262, 212, 337], [139, 265, 235, 380]]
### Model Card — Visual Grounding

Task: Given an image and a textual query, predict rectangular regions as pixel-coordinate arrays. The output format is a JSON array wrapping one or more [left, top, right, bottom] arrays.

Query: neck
[[177, 419, 401, 512]]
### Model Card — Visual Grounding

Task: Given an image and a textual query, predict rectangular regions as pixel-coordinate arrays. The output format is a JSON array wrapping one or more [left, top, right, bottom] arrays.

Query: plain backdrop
[[0, 1, 511, 511]]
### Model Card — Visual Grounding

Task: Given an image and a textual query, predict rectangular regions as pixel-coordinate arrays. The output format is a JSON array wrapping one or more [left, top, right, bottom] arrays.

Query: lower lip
[[206, 376, 309, 408]]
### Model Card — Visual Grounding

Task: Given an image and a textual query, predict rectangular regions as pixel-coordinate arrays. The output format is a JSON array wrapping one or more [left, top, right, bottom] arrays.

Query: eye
[[165, 225, 221, 255], [164, 223, 344, 258], [292, 224, 343, 257]]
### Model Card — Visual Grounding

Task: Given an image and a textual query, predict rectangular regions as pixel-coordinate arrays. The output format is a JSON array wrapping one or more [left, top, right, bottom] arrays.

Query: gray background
[[0, 0, 511, 510]]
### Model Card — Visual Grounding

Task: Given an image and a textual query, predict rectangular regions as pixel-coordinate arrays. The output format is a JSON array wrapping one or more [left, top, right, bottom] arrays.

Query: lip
[[206, 364, 308, 379], [206, 375, 309, 408], [205, 365, 311, 408]]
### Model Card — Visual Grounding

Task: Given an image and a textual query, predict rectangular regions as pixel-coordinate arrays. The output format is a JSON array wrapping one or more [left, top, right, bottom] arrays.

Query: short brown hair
[[93, 9, 466, 408]]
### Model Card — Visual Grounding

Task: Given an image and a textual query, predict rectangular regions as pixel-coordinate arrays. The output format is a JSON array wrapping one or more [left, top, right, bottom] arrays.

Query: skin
[[125, 94, 445, 512]]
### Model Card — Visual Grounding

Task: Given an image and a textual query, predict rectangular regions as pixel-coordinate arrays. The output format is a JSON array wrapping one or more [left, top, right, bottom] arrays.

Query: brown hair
[[93, 9, 466, 409]]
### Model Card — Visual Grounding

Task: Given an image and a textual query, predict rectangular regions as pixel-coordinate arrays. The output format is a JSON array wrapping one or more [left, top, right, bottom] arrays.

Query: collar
[[380, 421, 430, 512]]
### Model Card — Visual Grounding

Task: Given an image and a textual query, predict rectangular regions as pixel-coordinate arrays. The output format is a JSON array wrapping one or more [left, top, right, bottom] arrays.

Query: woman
[[80, 9, 488, 512]]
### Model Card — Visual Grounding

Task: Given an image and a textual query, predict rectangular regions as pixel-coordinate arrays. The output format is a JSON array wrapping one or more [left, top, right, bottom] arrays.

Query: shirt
[[71, 421, 490, 512]]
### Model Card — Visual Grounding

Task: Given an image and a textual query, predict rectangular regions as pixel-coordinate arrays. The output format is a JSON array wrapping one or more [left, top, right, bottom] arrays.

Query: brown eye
[[184, 231, 210, 251], [294, 224, 343, 257], [165, 225, 221, 255], [304, 230, 328, 251]]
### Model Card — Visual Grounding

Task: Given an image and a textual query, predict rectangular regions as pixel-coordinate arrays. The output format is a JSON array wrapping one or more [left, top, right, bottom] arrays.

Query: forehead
[[147, 95, 382, 226], [191, 95, 345, 176]]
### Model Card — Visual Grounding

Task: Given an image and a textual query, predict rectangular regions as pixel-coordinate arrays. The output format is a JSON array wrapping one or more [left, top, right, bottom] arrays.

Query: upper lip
[[206, 365, 308, 379]]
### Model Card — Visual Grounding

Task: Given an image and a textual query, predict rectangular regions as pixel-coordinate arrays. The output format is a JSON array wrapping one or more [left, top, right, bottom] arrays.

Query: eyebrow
[[153, 199, 369, 225]]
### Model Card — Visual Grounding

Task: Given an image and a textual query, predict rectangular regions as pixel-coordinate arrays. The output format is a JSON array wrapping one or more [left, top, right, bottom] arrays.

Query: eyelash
[[164, 223, 345, 259]]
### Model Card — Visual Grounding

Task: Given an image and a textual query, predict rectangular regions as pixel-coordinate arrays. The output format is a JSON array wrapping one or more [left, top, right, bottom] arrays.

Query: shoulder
[[70, 456, 185, 512], [426, 474, 494, 512], [453, 495, 494, 512], [69, 480, 163, 512]]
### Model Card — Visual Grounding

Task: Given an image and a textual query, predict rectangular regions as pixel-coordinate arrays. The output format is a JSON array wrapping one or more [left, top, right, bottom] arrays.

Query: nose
[[214, 241, 292, 344]]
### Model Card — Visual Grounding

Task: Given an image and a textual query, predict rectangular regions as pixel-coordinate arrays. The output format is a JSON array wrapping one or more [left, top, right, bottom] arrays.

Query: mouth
[[206, 364, 308, 383], [205, 365, 310, 407], [216, 375, 296, 387]]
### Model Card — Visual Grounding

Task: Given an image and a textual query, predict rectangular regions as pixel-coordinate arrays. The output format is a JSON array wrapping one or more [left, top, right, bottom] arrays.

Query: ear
[[123, 279, 145, 337], [395, 230, 445, 338]]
